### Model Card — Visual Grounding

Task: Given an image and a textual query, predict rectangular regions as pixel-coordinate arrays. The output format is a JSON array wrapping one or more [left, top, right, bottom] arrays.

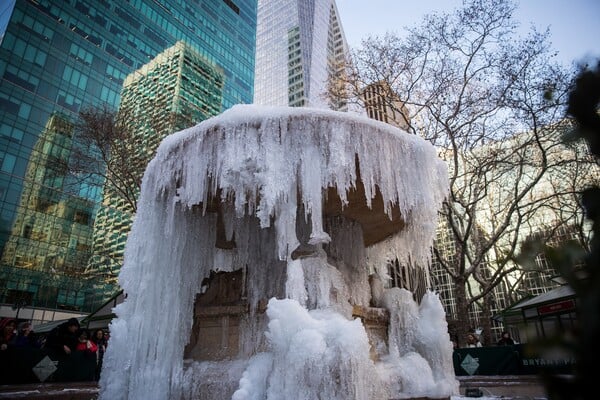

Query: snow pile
[[232, 298, 380, 400], [377, 289, 460, 398], [231, 291, 458, 400], [98, 105, 452, 400]]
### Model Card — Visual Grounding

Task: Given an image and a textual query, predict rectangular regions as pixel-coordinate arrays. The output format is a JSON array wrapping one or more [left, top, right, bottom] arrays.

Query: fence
[[0, 347, 97, 384], [1, 343, 574, 385], [453, 344, 575, 376]]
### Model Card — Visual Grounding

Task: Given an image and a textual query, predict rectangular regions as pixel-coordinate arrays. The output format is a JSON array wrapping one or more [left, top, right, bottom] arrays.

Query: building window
[[56, 90, 81, 112], [0, 124, 24, 142], [74, 210, 91, 225], [223, 0, 240, 14], [62, 66, 88, 90], [0, 153, 16, 173], [69, 43, 93, 65]]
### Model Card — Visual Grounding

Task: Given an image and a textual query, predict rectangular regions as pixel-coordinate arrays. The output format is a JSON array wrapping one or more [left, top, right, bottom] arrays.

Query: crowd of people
[[449, 330, 518, 349], [0, 317, 108, 381]]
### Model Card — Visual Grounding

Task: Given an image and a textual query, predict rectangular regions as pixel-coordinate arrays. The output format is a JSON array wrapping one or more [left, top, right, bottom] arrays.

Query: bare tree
[[69, 105, 146, 214], [69, 104, 192, 214], [69, 102, 199, 286], [331, 0, 593, 345]]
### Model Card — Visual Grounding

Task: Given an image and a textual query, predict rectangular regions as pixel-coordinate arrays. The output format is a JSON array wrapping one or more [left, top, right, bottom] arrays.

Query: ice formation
[[98, 105, 456, 400]]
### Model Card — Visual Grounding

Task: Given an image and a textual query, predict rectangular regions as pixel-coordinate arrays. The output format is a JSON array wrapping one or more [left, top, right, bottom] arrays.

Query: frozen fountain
[[98, 105, 458, 400]]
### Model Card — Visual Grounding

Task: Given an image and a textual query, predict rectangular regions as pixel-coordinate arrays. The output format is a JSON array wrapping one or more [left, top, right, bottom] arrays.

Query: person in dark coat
[[45, 318, 80, 356], [497, 331, 516, 346], [12, 321, 41, 348]]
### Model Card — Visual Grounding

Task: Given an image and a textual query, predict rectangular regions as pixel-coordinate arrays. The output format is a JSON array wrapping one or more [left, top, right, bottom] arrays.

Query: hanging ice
[[98, 105, 456, 400]]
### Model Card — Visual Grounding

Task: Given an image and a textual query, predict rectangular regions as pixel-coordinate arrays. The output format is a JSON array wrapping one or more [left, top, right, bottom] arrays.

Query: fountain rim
[[156, 104, 426, 156]]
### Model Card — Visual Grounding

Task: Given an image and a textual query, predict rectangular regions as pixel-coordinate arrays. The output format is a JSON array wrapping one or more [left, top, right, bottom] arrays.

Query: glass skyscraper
[[0, 0, 256, 322], [253, 0, 349, 110]]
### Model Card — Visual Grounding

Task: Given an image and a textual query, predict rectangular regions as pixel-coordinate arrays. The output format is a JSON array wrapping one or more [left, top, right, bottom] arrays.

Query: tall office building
[[89, 41, 224, 289], [0, 0, 256, 322], [0, 114, 97, 319], [363, 81, 410, 131], [254, 0, 349, 109]]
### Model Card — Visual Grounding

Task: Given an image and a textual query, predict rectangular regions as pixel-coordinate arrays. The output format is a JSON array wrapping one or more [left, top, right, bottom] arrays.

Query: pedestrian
[[75, 329, 98, 355], [0, 318, 16, 351], [90, 329, 107, 380], [12, 321, 41, 348], [497, 331, 515, 346], [465, 333, 482, 348], [74, 329, 98, 381], [450, 334, 459, 350], [45, 318, 80, 356]]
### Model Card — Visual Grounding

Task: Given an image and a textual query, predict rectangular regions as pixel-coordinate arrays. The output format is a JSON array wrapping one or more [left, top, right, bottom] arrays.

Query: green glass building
[[0, 0, 256, 321], [89, 41, 224, 295]]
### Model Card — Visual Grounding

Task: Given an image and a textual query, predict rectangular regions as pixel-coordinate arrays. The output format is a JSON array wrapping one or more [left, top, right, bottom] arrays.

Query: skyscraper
[[89, 41, 224, 289], [0, 0, 256, 322], [253, 0, 349, 110]]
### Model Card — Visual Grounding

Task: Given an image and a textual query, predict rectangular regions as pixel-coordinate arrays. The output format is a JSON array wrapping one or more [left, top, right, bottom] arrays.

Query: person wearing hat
[[45, 318, 80, 355]]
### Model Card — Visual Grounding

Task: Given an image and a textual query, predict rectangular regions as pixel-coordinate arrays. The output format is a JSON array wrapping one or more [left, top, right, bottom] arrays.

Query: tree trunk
[[454, 277, 470, 347], [480, 294, 494, 346]]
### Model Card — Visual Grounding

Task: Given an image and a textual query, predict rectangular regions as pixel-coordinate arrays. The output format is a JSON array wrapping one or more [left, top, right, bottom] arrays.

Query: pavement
[[0, 382, 98, 400], [0, 375, 553, 400], [457, 375, 549, 399]]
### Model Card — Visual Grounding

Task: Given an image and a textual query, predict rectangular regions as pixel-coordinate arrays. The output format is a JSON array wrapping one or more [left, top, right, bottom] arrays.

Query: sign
[[537, 299, 576, 315], [460, 353, 479, 375], [453, 345, 574, 376], [32, 356, 57, 382]]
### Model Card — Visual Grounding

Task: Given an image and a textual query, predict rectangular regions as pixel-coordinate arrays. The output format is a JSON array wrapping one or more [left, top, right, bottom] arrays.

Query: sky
[[2, 0, 597, 67], [0, 0, 14, 41], [336, 0, 600, 67]]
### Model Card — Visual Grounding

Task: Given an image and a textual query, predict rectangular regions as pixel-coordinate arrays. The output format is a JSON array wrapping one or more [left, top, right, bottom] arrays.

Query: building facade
[[253, 0, 349, 109], [362, 81, 410, 131], [0, 0, 256, 323]]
